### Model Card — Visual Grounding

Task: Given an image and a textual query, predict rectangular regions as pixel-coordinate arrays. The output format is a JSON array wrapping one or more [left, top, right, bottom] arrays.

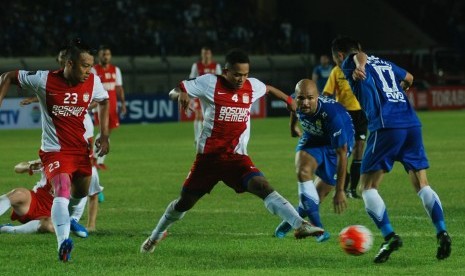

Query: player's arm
[[352, 52, 367, 81], [14, 159, 42, 174], [116, 86, 127, 116], [169, 86, 190, 113], [0, 71, 18, 107], [400, 72, 414, 91], [95, 99, 110, 156], [333, 143, 348, 214], [266, 85, 296, 112], [289, 112, 301, 137], [20, 96, 39, 106]]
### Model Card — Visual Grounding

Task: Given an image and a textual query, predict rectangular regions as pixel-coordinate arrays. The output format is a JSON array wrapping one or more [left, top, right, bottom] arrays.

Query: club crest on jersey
[[242, 93, 250, 104], [83, 92, 90, 103]]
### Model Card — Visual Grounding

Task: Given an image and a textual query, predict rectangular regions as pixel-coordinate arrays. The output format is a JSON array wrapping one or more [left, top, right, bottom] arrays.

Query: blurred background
[[1, 0, 464, 127]]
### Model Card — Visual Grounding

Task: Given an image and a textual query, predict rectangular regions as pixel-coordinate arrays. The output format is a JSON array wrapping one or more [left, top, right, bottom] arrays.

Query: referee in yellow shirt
[[323, 63, 367, 198]]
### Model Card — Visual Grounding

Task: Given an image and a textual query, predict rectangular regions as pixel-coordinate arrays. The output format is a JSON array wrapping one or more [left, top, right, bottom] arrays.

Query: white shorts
[[88, 166, 104, 196]]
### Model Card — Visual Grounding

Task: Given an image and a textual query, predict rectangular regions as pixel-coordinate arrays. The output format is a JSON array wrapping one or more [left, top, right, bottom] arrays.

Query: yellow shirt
[[323, 65, 361, 111]]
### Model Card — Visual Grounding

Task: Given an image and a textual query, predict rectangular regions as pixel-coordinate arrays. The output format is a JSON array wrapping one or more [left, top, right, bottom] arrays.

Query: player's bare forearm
[[0, 71, 17, 106], [266, 85, 296, 112], [20, 96, 39, 106], [290, 112, 301, 137], [400, 72, 414, 91], [116, 86, 127, 115], [98, 99, 110, 137], [352, 53, 367, 81], [333, 144, 348, 214]]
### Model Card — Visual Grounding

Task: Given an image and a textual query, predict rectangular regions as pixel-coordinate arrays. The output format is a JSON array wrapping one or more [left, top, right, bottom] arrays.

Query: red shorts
[[183, 153, 263, 195], [39, 151, 92, 180], [11, 188, 53, 223]]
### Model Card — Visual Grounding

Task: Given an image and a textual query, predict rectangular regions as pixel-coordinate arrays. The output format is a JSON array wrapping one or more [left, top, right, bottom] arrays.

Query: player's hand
[[333, 190, 347, 214], [95, 134, 110, 157], [178, 92, 190, 114], [290, 125, 302, 137], [352, 66, 366, 81], [120, 104, 127, 117]]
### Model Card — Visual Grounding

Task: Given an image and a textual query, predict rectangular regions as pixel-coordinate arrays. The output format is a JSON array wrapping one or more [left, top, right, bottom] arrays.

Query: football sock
[[70, 196, 88, 222], [0, 195, 11, 216], [264, 191, 303, 229], [298, 181, 323, 228], [0, 220, 40, 234], [349, 160, 362, 191], [418, 185, 447, 233], [52, 197, 71, 249], [362, 189, 393, 238], [149, 199, 185, 241]]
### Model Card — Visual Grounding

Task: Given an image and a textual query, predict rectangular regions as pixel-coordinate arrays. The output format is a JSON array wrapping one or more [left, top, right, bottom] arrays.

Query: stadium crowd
[[0, 0, 311, 57]]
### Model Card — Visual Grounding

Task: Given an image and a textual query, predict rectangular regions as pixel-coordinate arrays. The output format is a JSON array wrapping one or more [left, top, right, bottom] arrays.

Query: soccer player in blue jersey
[[331, 36, 451, 263], [274, 79, 354, 242]]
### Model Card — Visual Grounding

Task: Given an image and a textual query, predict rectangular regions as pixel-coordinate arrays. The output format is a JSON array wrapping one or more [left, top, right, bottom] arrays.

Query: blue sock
[[418, 186, 447, 234], [362, 189, 394, 238]]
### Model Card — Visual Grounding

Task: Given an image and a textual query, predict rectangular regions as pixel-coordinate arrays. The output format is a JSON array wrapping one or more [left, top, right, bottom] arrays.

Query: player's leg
[[69, 175, 91, 238], [347, 110, 367, 199], [86, 194, 98, 231], [294, 150, 322, 227], [0, 220, 41, 234], [313, 178, 333, 242], [348, 139, 364, 198], [50, 173, 73, 242], [410, 170, 451, 260], [246, 175, 323, 239], [3, 188, 31, 217], [38, 217, 55, 233], [362, 171, 402, 263], [140, 191, 199, 253]]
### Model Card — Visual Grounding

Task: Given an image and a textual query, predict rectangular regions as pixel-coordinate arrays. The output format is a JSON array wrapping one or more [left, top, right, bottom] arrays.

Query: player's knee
[[39, 218, 54, 233], [296, 168, 312, 181], [52, 173, 71, 198], [247, 177, 273, 197]]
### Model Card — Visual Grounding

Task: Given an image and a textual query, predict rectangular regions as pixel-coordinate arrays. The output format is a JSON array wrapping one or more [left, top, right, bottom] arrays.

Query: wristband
[[286, 95, 293, 105]]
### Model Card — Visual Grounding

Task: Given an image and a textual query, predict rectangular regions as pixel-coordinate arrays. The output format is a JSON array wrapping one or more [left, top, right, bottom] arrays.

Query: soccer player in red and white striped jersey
[[141, 49, 325, 254], [0, 40, 110, 262]]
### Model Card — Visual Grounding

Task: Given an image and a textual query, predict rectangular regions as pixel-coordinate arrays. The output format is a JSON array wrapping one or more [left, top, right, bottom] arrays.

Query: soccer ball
[[339, 225, 373, 255]]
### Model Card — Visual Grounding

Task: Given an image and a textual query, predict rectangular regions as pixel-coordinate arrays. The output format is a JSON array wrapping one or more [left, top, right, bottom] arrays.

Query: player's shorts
[[88, 166, 104, 196], [361, 127, 429, 174], [182, 153, 263, 195], [297, 146, 340, 186], [347, 110, 368, 141], [11, 188, 53, 223], [39, 150, 92, 180]]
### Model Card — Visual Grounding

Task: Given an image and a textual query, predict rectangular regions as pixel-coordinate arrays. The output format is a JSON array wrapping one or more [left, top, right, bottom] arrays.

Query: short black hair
[[65, 38, 95, 62], [331, 36, 361, 54], [99, 44, 111, 51], [224, 48, 249, 68]]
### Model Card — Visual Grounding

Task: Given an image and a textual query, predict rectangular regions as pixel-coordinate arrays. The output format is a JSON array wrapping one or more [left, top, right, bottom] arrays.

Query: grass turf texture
[[0, 111, 464, 275]]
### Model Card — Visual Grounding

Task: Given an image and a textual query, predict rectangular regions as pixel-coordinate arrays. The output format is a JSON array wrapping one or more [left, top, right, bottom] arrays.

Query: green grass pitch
[[0, 111, 464, 275]]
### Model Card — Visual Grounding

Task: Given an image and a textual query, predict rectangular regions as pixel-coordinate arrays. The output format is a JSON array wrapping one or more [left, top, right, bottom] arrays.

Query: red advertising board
[[407, 86, 465, 110]]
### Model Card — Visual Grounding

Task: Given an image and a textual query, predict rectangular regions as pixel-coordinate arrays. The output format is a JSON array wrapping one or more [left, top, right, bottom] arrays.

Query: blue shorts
[[297, 146, 338, 186], [362, 127, 429, 173]]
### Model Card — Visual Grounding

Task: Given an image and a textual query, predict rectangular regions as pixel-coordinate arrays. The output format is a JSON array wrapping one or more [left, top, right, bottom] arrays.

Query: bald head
[[295, 79, 319, 114]]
